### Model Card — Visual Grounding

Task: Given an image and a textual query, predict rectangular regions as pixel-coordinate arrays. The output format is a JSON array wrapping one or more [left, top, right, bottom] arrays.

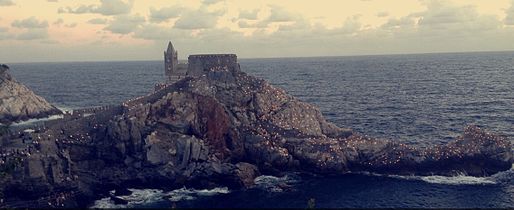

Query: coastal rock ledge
[[0, 63, 512, 207], [0, 64, 62, 124]]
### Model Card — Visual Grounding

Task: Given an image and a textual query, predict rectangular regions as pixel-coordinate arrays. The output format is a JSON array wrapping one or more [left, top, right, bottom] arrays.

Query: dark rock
[[0, 62, 512, 208], [235, 162, 260, 188], [113, 187, 132, 196]]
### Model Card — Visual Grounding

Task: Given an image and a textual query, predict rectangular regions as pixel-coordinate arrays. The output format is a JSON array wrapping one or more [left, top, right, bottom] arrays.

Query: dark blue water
[[8, 51, 514, 208]]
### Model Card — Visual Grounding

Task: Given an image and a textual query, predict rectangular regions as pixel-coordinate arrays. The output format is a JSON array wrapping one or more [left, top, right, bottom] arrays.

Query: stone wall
[[187, 54, 239, 77]]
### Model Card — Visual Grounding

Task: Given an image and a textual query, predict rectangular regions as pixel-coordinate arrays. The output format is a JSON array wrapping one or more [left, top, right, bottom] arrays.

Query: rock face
[[0, 64, 512, 208], [0, 65, 62, 124]]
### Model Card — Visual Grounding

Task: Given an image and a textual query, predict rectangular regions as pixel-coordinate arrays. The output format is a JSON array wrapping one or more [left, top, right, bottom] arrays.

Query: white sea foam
[[356, 163, 514, 186], [10, 114, 64, 126], [91, 188, 164, 208], [13, 105, 74, 126], [253, 174, 300, 192], [91, 187, 230, 208], [418, 175, 496, 185], [166, 187, 230, 202], [56, 106, 74, 113], [365, 171, 510, 186]]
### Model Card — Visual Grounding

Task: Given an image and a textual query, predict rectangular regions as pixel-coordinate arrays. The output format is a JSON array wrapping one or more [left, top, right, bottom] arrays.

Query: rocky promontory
[[0, 63, 512, 207], [0, 64, 62, 124]]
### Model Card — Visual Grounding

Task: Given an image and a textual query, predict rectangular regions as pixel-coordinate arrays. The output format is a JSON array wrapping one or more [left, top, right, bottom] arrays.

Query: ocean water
[[8, 51, 514, 208]]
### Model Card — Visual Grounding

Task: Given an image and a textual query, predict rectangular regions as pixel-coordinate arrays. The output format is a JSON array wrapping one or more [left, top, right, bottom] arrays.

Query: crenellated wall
[[187, 54, 239, 77]]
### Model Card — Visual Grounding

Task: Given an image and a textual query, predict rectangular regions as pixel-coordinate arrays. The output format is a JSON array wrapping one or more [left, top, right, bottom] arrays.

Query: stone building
[[186, 54, 239, 77], [164, 41, 178, 81]]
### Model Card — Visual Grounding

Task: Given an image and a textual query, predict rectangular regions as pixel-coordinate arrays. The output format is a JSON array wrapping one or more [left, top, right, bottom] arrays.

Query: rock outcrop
[[0, 64, 512, 208], [0, 64, 62, 124]]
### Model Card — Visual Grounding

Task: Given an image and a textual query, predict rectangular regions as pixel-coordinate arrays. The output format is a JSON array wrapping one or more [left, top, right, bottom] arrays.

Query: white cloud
[[58, 0, 133, 16], [149, 6, 183, 23], [0, 0, 14, 6], [16, 29, 49, 40], [104, 14, 145, 34], [133, 24, 193, 41], [266, 5, 298, 22], [381, 16, 416, 29], [505, 0, 514, 25], [65, 23, 77, 28], [53, 18, 64, 26], [174, 7, 225, 29], [2, 0, 514, 62], [0, 27, 12, 40], [377, 11, 389, 17], [88, 18, 108, 25], [245, 5, 303, 28], [202, 0, 224, 5], [239, 9, 259, 20], [413, 1, 502, 39], [11, 17, 49, 28]]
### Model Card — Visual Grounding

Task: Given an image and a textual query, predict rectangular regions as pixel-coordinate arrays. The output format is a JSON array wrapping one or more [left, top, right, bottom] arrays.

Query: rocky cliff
[[0, 66, 512, 208], [0, 64, 62, 124]]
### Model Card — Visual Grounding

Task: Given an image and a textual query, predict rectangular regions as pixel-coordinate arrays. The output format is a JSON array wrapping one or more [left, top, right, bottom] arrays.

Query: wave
[[91, 187, 229, 208], [363, 168, 514, 186], [92, 188, 165, 208], [253, 174, 300, 192], [418, 175, 496, 185], [10, 114, 64, 127], [167, 187, 230, 202], [56, 106, 74, 113]]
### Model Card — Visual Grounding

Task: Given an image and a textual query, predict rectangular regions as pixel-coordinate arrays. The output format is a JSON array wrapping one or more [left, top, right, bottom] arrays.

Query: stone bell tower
[[164, 41, 178, 81]]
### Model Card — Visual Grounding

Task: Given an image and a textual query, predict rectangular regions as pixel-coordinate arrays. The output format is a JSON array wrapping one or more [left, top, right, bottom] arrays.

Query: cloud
[[53, 18, 64, 25], [238, 20, 255, 28], [104, 14, 145, 34], [9, 17, 51, 41], [381, 16, 416, 29], [149, 6, 183, 23], [237, 20, 269, 28], [266, 5, 298, 22], [11, 17, 49, 28], [174, 7, 225, 29], [16, 29, 49, 40], [0, 0, 14, 6], [242, 5, 302, 28], [505, 0, 514, 25], [377, 11, 389, 17], [319, 15, 362, 35], [133, 24, 193, 41], [40, 40, 59, 44], [202, 0, 223, 5], [414, 1, 502, 36], [65, 23, 77, 28], [88, 18, 108, 25], [0, 27, 13, 40], [239, 9, 259, 20], [58, 0, 133, 16]]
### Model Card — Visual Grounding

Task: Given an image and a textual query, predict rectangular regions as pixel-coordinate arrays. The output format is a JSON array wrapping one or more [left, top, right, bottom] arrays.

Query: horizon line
[[6, 49, 514, 65]]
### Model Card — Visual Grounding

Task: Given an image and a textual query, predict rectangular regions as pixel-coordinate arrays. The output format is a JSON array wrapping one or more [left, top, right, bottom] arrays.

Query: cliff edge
[[0, 64, 62, 124]]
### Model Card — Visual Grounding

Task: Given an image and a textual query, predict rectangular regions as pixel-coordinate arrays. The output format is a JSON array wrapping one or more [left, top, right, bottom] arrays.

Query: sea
[[8, 51, 514, 208]]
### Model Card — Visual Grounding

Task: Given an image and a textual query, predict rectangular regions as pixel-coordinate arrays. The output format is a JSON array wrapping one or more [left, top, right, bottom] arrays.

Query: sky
[[1, 0, 514, 62]]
